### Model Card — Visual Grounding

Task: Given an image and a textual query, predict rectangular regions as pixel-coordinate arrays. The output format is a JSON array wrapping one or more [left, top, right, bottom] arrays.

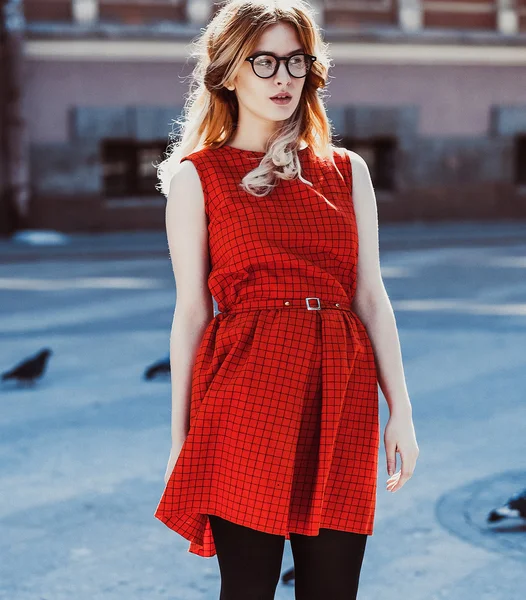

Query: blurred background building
[[1, 0, 526, 233]]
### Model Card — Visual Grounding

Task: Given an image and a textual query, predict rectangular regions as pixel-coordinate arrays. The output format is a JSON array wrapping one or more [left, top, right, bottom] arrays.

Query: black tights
[[208, 514, 368, 600]]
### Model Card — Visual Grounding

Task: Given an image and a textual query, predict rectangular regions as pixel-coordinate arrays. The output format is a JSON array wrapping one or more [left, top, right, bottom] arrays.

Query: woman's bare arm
[[348, 150, 419, 491], [165, 159, 214, 442], [347, 150, 412, 417]]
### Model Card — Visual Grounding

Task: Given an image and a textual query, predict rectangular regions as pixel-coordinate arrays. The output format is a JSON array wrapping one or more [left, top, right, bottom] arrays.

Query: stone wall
[[28, 102, 526, 230]]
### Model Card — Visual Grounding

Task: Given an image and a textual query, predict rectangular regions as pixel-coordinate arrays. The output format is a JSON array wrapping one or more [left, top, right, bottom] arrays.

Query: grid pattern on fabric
[[154, 144, 380, 558]]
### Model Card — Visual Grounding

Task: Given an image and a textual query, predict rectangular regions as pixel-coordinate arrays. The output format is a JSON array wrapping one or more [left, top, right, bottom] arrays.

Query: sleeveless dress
[[154, 144, 380, 557]]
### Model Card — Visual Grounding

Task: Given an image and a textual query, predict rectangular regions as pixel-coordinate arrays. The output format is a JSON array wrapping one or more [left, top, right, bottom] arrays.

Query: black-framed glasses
[[245, 52, 317, 79]]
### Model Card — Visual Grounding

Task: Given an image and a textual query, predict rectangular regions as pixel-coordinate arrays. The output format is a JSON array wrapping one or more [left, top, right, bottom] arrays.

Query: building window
[[515, 135, 526, 186], [98, 1, 186, 26], [422, 0, 497, 31], [324, 0, 398, 28], [101, 139, 167, 197], [24, 1, 73, 23], [341, 137, 397, 192]]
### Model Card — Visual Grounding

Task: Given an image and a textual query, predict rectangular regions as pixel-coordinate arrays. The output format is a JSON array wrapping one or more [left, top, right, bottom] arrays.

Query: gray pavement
[[1, 221, 526, 599]]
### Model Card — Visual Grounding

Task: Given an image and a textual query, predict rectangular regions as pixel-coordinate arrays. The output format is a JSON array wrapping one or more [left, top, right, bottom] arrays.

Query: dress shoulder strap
[[179, 147, 225, 221], [331, 146, 353, 194]]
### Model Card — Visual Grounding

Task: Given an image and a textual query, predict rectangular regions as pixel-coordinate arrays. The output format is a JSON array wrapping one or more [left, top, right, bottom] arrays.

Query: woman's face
[[228, 22, 307, 125]]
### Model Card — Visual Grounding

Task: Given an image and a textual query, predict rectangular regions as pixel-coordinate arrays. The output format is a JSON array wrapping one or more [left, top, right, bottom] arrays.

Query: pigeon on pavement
[[281, 566, 295, 584], [487, 487, 526, 523], [144, 354, 170, 380], [1, 348, 52, 385]]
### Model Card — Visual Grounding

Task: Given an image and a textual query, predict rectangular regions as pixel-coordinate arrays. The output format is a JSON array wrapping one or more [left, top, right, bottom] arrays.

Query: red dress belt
[[221, 297, 353, 314]]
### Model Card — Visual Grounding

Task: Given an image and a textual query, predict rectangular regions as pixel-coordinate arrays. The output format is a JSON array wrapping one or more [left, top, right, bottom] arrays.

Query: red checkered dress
[[154, 144, 380, 557]]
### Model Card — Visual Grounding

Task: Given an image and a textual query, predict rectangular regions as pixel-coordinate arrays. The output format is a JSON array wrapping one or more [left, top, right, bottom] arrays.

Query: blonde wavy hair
[[155, 0, 335, 198]]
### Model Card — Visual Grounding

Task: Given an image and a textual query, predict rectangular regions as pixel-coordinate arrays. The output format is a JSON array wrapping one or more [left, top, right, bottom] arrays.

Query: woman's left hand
[[384, 410, 419, 493]]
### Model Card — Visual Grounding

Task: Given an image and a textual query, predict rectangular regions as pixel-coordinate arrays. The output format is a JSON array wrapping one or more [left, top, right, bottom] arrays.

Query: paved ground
[[1, 220, 525, 600]]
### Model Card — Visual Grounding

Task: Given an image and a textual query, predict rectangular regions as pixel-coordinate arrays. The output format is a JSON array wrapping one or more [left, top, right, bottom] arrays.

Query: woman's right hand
[[164, 434, 186, 486]]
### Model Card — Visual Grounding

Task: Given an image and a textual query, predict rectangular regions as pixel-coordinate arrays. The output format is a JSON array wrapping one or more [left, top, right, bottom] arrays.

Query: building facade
[[12, 1, 526, 229]]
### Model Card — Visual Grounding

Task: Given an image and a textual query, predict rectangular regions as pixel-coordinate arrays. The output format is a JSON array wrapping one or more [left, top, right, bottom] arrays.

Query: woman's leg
[[208, 514, 286, 600], [289, 528, 368, 600]]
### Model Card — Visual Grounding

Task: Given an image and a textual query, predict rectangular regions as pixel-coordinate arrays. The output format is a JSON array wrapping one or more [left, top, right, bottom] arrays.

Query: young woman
[[154, 1, 419, 598]]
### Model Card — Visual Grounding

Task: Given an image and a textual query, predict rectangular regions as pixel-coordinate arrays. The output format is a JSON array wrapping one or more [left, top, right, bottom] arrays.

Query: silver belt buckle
[[305, 297, 321, 310]]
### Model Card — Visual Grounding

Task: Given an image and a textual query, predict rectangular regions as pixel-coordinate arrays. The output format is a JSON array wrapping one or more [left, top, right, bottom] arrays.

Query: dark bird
[[144, 354, 170, 380], [1, 348, 53, 385], [281, 566, 295, 584], [487, 487, 526, 523]]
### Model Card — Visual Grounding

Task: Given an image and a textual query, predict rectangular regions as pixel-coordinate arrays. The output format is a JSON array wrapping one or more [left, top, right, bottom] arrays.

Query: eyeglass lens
[[253, 54, 310, 78]]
